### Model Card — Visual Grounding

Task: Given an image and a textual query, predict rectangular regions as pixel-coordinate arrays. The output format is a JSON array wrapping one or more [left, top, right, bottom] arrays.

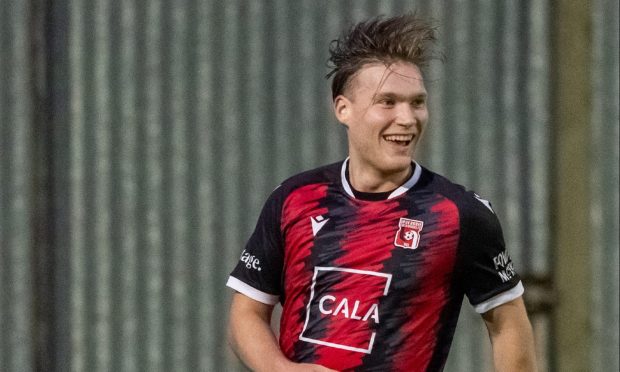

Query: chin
[[380, 157, 412, 174]]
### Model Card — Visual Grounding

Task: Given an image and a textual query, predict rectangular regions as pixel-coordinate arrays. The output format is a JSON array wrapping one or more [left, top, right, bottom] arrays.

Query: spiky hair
[[327, 13, 439, 100]]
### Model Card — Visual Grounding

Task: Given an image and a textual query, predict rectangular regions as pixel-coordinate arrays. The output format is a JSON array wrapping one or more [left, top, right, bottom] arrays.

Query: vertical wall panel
[[0, 0, 34, 371], [272, 0, 293, 181], [168, 1, 190, 370], [471, 0, 499, 198], [526, 0, 551, 274], [49, 0, 72, 367], [245, 1, 270, 218], [0, 0, 8, 365], [113, 0, 139, 369], [218, 3, 243, 369], [298, 0, 319, 167], [67, 0, 86, 370], [92, 0, 113, 370], [590, 0, 619, 371], [191, 0, 219, 369]]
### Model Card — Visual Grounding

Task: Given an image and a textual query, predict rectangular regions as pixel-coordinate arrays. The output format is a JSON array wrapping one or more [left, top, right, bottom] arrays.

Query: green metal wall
[[0, 0, 617, 371], [0, 0, 34, 371]]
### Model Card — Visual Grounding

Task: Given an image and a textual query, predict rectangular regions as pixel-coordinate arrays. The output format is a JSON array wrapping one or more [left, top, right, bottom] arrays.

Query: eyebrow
[[373, 92, 427, 101]]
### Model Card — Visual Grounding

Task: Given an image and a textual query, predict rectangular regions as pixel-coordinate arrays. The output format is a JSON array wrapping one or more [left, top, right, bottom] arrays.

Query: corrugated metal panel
[[1, 0, 616, 371], [0, 0, 34, 371], [590, 0, 619, 371], [423, 0, 552, 274]]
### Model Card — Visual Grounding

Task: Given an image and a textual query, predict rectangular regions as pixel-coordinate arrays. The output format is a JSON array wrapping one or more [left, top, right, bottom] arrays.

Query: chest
[[280, 187, 461, 295]]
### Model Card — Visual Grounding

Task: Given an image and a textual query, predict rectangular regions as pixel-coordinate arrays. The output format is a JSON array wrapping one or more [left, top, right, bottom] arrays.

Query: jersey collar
[[340, 157, 422, 200]]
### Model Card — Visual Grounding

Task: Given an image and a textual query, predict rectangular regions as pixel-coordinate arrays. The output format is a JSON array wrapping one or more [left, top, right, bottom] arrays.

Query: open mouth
[[383, 134, 414, 146]]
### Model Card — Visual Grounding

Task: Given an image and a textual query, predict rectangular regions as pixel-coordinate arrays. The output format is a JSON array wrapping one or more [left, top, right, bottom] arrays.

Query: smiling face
[[334, 61, 429, 190]]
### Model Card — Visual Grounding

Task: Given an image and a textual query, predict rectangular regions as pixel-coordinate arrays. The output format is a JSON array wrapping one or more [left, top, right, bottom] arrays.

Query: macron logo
[[311, 215, 329, 236], [474, 193, 495, 213]]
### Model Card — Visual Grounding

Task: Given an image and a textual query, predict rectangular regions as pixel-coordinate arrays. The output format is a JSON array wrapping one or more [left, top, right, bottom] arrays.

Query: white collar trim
[[340, 157, 422, 200]]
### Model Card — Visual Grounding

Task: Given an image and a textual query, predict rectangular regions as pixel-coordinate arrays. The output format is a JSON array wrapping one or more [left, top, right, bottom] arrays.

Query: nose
[[395, 102, 416, 127]]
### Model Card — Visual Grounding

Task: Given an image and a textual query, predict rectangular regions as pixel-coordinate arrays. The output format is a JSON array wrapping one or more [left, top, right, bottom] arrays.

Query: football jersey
[[227, 159, 523, 372]]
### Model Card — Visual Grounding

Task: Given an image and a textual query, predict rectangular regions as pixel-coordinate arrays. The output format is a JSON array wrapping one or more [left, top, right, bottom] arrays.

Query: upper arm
[[481, 296, 538, 371], [228, 292, 276, 347], [481, 296, 531, 338], [229, 292, 275, 327]]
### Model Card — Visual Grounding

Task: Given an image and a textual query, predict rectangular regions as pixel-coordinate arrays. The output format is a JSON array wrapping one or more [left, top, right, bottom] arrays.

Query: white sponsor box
[[299, 267, 392, 354]]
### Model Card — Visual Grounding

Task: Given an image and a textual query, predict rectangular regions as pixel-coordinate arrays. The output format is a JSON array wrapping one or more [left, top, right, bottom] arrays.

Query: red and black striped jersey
[[227, 159, 523, 372]]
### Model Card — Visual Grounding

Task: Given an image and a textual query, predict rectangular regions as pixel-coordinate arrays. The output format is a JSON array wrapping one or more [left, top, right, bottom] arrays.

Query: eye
[[378, 98, 396, 106], [411, 98, 427, 108]]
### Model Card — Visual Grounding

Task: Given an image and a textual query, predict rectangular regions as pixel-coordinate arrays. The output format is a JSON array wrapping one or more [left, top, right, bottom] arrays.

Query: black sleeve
[[459, 192, 522, 312], [227, 186, 285, 304]]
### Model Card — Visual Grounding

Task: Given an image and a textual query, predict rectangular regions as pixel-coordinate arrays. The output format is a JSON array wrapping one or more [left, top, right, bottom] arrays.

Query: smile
[[383, 134, 414, 146]]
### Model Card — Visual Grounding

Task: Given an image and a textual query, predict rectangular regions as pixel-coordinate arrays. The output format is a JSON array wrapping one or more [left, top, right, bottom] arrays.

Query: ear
[[333, 95, 351, 125]]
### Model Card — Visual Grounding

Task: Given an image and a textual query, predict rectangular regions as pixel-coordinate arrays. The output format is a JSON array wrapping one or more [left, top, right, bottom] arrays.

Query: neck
[[347, 158, 412, 193]]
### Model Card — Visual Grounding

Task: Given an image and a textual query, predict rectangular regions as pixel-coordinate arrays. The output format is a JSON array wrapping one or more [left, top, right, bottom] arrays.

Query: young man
[[226, 14, 537, 372]]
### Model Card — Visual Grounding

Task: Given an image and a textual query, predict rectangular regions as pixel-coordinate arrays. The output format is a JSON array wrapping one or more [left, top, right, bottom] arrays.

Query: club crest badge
[[394, 218, 424, 249]]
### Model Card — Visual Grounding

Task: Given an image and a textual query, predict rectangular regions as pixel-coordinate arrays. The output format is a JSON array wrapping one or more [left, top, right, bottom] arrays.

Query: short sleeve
[[226, 187, 285, 305], [459, 193, 523, 313]]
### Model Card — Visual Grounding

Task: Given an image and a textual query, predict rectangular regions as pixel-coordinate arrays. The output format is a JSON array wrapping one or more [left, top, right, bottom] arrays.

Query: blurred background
[[0, 0, 618, 371]]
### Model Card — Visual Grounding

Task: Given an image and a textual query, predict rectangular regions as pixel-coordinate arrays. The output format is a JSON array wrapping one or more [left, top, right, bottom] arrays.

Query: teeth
[[384, 134, 413, 142]]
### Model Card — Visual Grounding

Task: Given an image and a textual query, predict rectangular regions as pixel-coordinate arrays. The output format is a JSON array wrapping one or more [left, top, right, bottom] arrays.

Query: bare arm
[[227, 292, 336, 372], [482, 296, 538, 372]]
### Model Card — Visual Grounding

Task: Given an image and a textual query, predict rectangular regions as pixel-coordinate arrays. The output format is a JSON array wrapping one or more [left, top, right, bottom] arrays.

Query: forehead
[[349, 62, 426, 97]]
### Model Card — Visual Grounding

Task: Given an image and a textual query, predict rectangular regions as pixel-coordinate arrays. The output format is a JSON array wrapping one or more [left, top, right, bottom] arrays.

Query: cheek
[[347, 110, 391, 145], [348, 125, 378, 153], [365, 110, 392, 124], [350, 127, 372, 147], [417, 110, 429, 127]]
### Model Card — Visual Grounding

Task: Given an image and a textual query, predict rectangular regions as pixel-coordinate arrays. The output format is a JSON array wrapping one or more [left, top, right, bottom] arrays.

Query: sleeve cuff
[[472, 281, 524, 314], [226, 276, 280, 305]]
